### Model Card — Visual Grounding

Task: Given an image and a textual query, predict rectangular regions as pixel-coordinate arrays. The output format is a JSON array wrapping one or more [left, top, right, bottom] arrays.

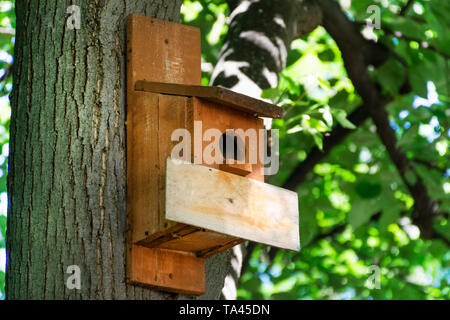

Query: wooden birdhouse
[[126, 14, 300, 295]]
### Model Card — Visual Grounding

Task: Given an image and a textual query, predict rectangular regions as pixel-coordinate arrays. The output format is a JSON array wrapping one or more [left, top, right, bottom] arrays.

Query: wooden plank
[[158, 94, 188, 232], [126, 14, 201, 244], [127, 91, 160, 243], [129, 245, 205, 295], [126, 14, 201, 92], [196, 237, 245, 258], [126, 15, 208, 295], [165, 158, 300, 251], [157, 229, 240, 254], [136, 224, 198, 248], [135, 80, 284, 119], [219, 163, 253, 176]]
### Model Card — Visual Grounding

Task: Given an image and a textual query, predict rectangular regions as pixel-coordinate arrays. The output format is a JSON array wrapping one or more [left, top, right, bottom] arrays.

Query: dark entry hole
[[220, 133, 243, 161]]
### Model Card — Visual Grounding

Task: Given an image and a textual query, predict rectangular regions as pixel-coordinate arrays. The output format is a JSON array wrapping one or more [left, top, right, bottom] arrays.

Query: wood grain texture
[[126, 16, 202, 244], [126, 15, 203, 295], [136, 223, 243, 258], [127, 91, 160, 243], [126, 14, 201, 92], [135, 80, 284, 118], [157, 94, 188, 232], [129, 245, 205, 295], [165, 158, 300, 251]]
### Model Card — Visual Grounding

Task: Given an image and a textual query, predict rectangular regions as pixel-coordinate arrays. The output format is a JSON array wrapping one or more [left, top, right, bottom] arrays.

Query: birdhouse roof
[[135, 80, 283, 119]]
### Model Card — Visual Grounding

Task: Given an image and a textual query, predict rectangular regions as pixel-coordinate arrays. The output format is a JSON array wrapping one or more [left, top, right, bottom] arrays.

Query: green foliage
[[184, 0, 449, 300], [181, 0, 230, 85]]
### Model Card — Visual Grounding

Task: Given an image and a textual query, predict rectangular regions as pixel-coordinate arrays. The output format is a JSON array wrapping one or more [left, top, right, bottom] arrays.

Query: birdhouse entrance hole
[[220, 132, 244, 162]]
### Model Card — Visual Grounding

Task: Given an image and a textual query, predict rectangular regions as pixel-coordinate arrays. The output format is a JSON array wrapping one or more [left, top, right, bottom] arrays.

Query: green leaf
[[331, 109, 356, 129], [355, 181, 382, 199], [374, 58, 405, 95], [404, 170, 417, 186], [299, 201, 319, 247], [271, 291, 297, 300], [0, 270, 4, 300], [286, 49, 302, 67], [261, 87, 281, 101], [283, 53, 325, 83], [383, 16, 426, 40], [379, 207, 401, 233], [347, 199, 381, 229], [0, 215, 5, 247], [286, 125, 302, 134], [320, 105, 333, 127], [318, 48, 335, 62], [312, 133, 323, 151]]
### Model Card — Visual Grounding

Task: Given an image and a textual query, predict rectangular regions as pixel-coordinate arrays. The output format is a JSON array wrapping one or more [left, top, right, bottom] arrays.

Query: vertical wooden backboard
[[126, 15, 204, 294], [126, 14, 201, 241], [126, 14, 201, 92]]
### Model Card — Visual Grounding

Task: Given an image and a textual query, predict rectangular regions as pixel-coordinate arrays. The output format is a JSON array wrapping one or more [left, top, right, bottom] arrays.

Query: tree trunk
[[5, 0, 217, 300], [211, 0, 321, 97]]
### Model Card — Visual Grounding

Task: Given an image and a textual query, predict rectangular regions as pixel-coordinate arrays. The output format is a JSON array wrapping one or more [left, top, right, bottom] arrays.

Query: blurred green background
[[0, 0, 448, 299]]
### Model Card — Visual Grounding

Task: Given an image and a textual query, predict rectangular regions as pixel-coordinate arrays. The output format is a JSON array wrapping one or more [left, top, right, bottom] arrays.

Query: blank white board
[[165, 158, 300, 251]]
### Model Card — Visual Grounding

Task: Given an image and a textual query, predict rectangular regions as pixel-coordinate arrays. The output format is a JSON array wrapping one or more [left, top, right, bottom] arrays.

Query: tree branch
[[352, 20, 450, 60], [211, 0, 321, 96], [383, 28, 450, 60], [433, 232, 450, 247], [318, 0, 441, 239], [399, 0, 414, 16], [412, 158, 447, 175]]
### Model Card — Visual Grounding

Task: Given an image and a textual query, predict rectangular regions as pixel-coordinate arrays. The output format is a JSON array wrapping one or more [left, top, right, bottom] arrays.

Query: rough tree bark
[[5, 0, 234, 300], [211, 0, 321, 98]]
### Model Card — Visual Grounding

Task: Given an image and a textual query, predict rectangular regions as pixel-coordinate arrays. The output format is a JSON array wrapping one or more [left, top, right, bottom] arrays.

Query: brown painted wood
[[219, 163, 253, 176], [191, 97, 265, 182], [127, 91, 160, 244], [126, 14, 201, 92], [137, 223, 243, 258], [135, 80, 284, 119], [129, 245, 205, 295], [126, 15, 204, 295], [198, 238, 245, 258], [158, 94, 188, 233], [157, 229, 239, 253]]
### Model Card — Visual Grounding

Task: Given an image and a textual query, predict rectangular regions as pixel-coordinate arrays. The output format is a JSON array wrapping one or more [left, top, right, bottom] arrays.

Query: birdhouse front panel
[[190, 97, 265, 182]]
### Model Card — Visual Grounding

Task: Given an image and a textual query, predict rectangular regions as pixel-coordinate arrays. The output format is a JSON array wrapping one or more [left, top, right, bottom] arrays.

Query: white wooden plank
[[165, 158, 300, 251]]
